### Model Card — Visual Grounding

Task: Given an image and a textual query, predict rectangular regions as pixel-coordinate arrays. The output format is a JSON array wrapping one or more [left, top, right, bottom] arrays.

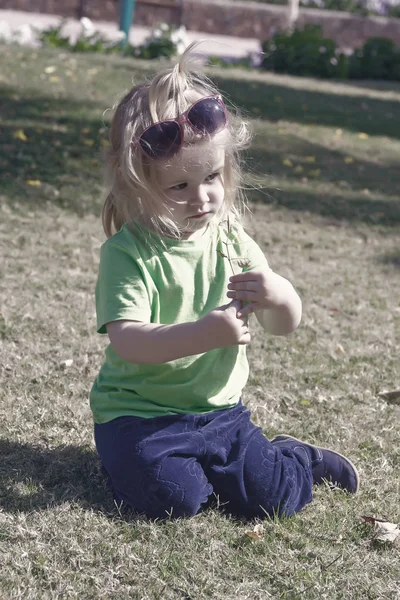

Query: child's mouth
[[189, 212, 209, 219]]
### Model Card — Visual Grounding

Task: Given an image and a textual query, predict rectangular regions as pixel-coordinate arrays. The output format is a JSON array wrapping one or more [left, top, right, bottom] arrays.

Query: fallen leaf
[[49, 76, 60, 83], [294, 165, 303, 173], [44, 65, 56, 73], [304, 156, 316, 163], [374, 523, 400, 543], [82, 139, 95, 147], [282, 158, 293, 167], [60, 359, 73, 369], [362, 515, 400, 544], [358, 132, 369, 139], [308, 169, 321, 178], [25, 180, 41, 186], [13, 129, 28, 142], [344, 156, 354, 164], [245, 523, 264, 541], [336, 344, 345, 353], [378, 389, 400, 405]]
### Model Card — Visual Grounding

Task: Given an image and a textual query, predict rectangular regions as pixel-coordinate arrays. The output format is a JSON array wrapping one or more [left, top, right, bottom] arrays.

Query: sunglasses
[[136, 96, 228, 160]]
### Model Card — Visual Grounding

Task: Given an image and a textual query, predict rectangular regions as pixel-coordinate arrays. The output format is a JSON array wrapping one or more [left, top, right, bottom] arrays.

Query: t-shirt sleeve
[[95, 240, 152, 334]]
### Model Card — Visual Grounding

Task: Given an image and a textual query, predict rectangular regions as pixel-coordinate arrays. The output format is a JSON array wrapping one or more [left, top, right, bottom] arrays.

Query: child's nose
[[190, 185, 208, 205]]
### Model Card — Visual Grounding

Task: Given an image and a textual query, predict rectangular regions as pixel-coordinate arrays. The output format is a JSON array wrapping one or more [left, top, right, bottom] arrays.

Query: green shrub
[[39, 20, 119, 53], [129, 36, 176, 59], [38, 20, 184, 59], [261, 25, 342, 79], [349, 37, 400, 80], [127, 23, 186, 59], [38, 21, 70, 49]]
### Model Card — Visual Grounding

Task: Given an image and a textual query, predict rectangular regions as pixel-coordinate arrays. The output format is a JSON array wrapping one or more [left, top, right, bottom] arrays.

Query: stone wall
[[2, 0, 400, 50]]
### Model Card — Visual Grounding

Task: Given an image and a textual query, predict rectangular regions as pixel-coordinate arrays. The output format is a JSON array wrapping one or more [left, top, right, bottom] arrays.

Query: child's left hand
[[227, 269, 290, 317]]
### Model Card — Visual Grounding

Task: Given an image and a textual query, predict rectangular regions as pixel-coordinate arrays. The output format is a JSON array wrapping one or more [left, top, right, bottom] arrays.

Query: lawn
[[0, 45, 399, 599]]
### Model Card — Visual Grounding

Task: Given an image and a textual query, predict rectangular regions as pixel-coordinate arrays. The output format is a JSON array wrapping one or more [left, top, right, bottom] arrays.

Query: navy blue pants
[[94, 402, 313, 519]]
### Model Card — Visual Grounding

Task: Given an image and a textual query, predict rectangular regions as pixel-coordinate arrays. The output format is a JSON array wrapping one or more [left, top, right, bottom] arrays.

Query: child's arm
[[107, 300, 250, 364], [227, 269, 302, 335]]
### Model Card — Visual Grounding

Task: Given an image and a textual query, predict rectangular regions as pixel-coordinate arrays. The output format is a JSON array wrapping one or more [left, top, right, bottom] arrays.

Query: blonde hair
[[101, 41, 252, 239]]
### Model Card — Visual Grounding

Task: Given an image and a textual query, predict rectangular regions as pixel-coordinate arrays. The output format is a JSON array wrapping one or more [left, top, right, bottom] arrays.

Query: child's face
[[156, 138, 226, 240]]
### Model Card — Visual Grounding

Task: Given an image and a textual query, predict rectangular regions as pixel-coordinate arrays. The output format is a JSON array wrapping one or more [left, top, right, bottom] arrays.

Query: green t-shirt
[[90, 221, 268, 423]]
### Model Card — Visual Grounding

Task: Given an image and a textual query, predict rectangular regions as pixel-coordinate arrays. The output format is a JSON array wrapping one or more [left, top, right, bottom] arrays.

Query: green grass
[[1, 45, 399, 599]]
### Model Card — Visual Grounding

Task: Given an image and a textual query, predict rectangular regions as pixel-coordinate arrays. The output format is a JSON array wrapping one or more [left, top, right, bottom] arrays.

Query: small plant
[[39, 18, 122, 54], [38, 20, 70, 49], [217, 220, 252, 275], [129, 23, 188, 60]]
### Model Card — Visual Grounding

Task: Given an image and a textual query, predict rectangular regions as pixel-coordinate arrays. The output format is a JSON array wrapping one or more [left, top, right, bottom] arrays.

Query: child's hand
[[227, 269, 291, 317], [200, 300, 251, 348]]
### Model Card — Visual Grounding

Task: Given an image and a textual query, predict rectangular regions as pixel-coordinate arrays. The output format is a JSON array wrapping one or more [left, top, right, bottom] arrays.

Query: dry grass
[[0, 45, 399, 599]]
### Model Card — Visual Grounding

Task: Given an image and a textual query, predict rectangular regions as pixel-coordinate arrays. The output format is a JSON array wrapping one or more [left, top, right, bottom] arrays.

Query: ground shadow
[[249, 186, 400, 226], [0, 85, 106, 216], [334, 79, 400, 94], [245, 143, 400, 226], [0, 439, 114, 514], [377, 251, 400, 269], [213, 74, 400, 139], [247, 141, 400, 199], [0, 439, 237, 522], [1, 78, 400, 225]]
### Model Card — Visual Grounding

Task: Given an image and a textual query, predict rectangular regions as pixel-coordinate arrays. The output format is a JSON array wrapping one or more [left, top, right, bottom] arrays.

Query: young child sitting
[[90, 43, 359, 519]]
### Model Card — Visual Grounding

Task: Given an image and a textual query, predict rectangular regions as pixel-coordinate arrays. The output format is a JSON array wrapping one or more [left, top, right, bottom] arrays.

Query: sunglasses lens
[[139, 121, 182, 159], [187, 98, 227, 135]]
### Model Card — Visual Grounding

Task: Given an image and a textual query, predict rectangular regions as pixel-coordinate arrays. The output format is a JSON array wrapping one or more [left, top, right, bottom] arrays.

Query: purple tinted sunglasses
[[136, 96, 228, 160]]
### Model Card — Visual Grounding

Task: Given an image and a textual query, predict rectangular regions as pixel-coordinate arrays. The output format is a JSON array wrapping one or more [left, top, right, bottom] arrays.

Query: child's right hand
[[199, 300, 251, 349]]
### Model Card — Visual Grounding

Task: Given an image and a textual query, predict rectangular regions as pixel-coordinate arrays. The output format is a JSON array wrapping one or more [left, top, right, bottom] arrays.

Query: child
[[90, 43, 359, 520]]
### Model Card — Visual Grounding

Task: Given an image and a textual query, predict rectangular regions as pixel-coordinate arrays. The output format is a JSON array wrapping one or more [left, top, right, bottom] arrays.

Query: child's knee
[[122, 482, 210, 519], [111, 459, 213, 519]]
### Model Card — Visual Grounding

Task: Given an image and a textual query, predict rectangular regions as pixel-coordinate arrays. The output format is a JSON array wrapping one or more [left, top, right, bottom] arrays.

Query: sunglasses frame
[[135, 95, 229, 160]]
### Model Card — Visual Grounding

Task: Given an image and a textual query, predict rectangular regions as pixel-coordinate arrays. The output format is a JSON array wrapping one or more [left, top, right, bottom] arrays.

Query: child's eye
[[205, 172, 219, 182], [170, 182, 187, 191]]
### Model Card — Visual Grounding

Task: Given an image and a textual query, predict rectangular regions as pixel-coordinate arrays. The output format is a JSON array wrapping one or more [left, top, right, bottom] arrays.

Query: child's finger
[[228, 280, 257, 292], [225, 299, 242, 311], [237, 303, 257, 318], [227, 290, 257, 301], [229, 270, 258, 282]]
